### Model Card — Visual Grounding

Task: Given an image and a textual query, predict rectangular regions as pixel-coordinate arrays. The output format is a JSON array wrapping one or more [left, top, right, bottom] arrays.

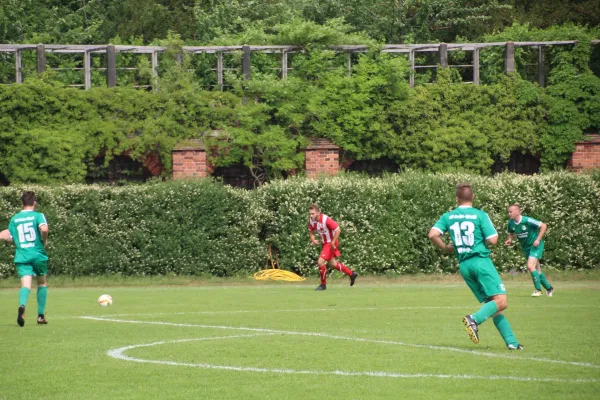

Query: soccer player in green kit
[[0, 191, 50, 327], [505, 204, 554, 297], [428, 183, 523, 350]]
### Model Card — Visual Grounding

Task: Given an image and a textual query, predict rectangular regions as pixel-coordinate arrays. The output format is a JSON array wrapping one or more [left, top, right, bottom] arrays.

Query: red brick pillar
[[568, 134, 600, 171], [172, 140, 209, 179], [305, 138, 340, 178], [143, 151, 164, 176]]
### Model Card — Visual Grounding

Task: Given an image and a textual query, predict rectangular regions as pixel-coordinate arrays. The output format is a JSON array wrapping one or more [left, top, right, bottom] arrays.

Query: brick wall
[[172, 141, 209, 179], [168, 135, 600, 183], [305, 138, 340, 178], [568, 134, 600, 171], [143, 151, 164, 176]]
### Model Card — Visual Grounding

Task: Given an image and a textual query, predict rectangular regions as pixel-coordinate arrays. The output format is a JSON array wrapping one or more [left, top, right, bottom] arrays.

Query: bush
[[0, 180, 267, 278], [2, 172, 599, 278], [258, 172, 600, 275]]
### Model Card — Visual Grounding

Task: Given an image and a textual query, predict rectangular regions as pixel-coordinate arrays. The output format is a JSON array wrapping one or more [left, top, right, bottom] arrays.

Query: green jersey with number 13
[[432, 206, 498, 263], [8, 210, 49, 264]]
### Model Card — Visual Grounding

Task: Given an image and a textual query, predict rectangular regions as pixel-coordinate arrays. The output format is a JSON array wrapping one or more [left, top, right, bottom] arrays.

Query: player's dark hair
[[455, 183, 474, 203], [21, 191, 37, 206], [309, 204, 320, 211]]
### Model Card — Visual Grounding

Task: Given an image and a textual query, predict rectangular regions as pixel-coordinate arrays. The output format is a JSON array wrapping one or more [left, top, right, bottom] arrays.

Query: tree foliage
[[0, 5, 599, 184], [1, 1, 597, 46]]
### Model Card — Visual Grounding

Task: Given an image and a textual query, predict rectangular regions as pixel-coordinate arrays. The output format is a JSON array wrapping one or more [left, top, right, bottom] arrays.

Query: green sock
[[37, 286, 48, 315], [539, 273, 552, 290], [19, 287, 30, 307], [493, 314, 518, 347], [530, 270, 542, 291], [472, 301, 498, 325]]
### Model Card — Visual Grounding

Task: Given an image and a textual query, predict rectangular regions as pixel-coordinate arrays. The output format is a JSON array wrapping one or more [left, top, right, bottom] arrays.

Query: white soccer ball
[[98, 294, 113, 307]]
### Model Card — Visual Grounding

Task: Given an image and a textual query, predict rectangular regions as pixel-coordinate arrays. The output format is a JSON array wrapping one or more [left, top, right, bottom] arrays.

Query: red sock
[[319, 265, 327, 285], [334, 262, 353, 276]]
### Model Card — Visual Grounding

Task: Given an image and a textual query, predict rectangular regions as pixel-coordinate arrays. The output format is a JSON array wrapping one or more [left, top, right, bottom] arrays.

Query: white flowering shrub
[[257, 172, 600, 274], [0, 180, 267, 278], [1, 172, 599, 278]]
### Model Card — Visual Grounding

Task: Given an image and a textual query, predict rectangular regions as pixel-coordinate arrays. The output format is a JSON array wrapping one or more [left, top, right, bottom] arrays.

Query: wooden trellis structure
[[0, 40, 597, 89]]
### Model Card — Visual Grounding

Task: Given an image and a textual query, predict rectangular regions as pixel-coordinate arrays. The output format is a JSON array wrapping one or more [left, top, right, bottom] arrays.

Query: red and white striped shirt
[[308, 214, 339, 244]]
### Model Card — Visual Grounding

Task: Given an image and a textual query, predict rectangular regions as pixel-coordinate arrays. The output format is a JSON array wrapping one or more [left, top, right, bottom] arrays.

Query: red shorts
[[319, 242, 341, 261]]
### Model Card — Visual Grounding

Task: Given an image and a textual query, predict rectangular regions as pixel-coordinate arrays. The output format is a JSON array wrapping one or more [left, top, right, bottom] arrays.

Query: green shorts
[[459, 256, 506, 303], [16, 261, 48, 278], [524, 241, 545, 260]]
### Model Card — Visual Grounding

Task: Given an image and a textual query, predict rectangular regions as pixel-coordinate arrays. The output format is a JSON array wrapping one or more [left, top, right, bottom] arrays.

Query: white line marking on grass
[[108, 333, 274, 356], [98, 306, 469, 317], [20, 281, 597, 293], [83, 316, 600, 369], [91, 304, 600, 318], [51, 304, 597, 320], [107, 337, 598, 384]]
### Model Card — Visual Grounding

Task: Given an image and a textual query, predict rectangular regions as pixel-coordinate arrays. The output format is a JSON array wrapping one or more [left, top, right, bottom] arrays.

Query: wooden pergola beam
[[1, 40, 591, 88]]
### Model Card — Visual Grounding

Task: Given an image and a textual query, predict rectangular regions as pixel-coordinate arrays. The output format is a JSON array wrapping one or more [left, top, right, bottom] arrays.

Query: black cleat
[[462, 315, 479, 344], [17, 305, 25, 327], [508, 344, 524, 350], [37, 315, 48, 325], [350, 272, 358, 287], [315, 284, 327, 291]]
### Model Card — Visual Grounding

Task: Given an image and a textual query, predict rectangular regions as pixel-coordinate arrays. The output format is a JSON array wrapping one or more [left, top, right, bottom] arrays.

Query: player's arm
[[481, 213, 498, 246], [534, 222, 547, 247], [331, 227, 341, 249], [428, 228, 453, 253], [0, 229, 13, 243], [308, 220, 319, 245], [309, 231, 319, 245], [486, 234, 498, 246], [40, 224, 49, 247], [39, 215, 49, 248], [326, 218, 341, 249], [504, 233, 515, 246]]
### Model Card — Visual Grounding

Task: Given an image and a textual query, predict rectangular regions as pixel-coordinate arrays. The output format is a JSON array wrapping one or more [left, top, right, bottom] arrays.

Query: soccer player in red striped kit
[[308, 204, 358, 291]]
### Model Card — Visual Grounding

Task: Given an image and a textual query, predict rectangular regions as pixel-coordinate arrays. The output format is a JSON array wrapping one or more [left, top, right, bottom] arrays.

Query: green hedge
[[1, 172, 599, 278], [0, 180, 266, 278]]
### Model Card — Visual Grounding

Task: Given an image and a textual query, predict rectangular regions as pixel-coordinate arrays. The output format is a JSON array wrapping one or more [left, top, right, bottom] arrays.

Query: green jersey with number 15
[[8, 210, 49, 264], [432, 206, 498, 263]]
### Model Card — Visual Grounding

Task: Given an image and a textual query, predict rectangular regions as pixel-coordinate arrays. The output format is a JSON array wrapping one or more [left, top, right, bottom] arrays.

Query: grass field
[[0, 277, 599, 400]]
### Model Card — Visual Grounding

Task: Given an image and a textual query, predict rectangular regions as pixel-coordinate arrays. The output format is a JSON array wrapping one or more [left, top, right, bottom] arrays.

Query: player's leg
[[461, 258, 516, 346], [471, 261, 509, 323], [537, 259, 554, 296], [16, 266, 34, 327], [327, 257, 358, 287], [477, 262, 522, 349], [458, 260, 487, 344], [527, 255, 543, 296], [492, 309, 522, 350], [484, 294, 516, 347], [315, 252, 329, 291], [532, 243, 553, 295], [328, 257, 352, 276], [35, 266, 49, 324]]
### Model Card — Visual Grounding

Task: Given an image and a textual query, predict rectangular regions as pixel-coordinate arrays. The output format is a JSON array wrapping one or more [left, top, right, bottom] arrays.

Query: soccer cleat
[[508, 344, 524, 350], [546, 287, 554, 297], [531, 290, 543, 297], [315, 284, 327, 291], [350, 272, 358, 287], [17, 305, 25, 327], [37, 315, 48, 325], [462, 315, 479, 344]]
